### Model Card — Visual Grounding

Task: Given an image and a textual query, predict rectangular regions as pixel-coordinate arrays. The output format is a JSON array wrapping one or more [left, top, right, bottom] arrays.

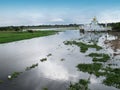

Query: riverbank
[[0, 31, 58, 44]]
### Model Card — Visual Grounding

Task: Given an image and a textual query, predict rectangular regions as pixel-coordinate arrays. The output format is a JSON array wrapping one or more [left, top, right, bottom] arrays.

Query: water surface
[[0, 30, 120, 90]]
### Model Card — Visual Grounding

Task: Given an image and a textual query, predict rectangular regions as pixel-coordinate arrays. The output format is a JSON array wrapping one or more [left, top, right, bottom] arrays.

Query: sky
[[0, 0, 120, 26]]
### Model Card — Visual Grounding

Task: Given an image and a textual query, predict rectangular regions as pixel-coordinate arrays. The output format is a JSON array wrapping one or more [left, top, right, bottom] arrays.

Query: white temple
[[80, 17, 112, 31]]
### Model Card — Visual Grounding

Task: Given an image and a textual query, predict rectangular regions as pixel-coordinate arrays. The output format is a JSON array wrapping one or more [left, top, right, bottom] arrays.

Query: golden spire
[[93, 16, 96, 21]]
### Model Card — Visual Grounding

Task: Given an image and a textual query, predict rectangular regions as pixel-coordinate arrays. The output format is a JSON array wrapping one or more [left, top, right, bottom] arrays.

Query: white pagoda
[[80, 17, 112, 31]]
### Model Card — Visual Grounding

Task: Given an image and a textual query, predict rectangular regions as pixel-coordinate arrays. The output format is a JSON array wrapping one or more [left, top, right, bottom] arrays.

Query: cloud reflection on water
[[38, 60, 80, 81]]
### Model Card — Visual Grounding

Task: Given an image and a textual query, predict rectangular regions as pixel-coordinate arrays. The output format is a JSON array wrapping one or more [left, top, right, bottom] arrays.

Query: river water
[[0, 30, 120, 90]]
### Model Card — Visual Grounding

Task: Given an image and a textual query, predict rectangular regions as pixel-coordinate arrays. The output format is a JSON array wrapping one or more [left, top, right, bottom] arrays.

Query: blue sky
[[0, 0, 120, 26]]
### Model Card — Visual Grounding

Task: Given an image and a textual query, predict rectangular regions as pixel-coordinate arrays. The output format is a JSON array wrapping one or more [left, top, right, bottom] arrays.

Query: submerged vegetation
[[47, 53, 52, 57], [64, 38, 120, 89], [7, 63, 39, 81], [64, 41, 102, 53], [88, 53, 110, 62], [25, 63, 38, 71], [61, 58, 65, 61], [0, 31, 58, 43], [8, 72, 22, 80], [77, 63, 120, 88], [42, 87, 48, 90], [40, 58, 47, 62], [0, 80, 3, 84], [102, 67, 120, 89], [76, 50, 120, 89], [77, 63, 103, 75], [68, 79, 89, 90]]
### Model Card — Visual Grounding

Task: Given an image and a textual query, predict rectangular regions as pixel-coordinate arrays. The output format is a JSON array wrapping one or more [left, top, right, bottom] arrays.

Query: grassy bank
[[0, 31, 58, 43]]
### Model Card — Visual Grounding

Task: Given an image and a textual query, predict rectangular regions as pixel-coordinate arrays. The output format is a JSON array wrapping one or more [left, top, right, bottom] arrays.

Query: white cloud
[[39, 61, 69, 81], [50, 18, 64, 22], [0, 9, 120, 26], [98, 10, 120, 23], [0, 11, 66, 26]]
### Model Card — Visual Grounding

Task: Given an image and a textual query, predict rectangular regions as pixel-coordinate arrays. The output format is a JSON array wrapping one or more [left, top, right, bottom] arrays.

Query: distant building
[[80, 17, 112, 31]]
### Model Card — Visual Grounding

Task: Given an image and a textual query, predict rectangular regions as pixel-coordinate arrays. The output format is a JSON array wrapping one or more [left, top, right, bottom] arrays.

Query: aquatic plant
[[103, 74, 120, 89], [102, 68, 120, 89], [77, 63, 108, 77], [8, 72, 22, 80], [64, 41, 102, 53], [68, 79, 89, 90], [61, 58, 65, 61], [77, 63, 102, 74], [42, 87, 48, 90], [93, 58, 108, 62], [88, 53, 110, 62], [77, 63, 103, 75], [88, 53, 104, 57], [0, 80, 3, 84], [47, 53, 52, 57], [77, 62, 120, 89], [40, 58, 47, 62], [26, 63, 38, 71], [108, 63, 117, 66]]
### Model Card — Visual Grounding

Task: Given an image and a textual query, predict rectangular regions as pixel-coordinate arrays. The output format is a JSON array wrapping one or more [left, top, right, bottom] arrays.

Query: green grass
[[68, 79, 89, 90], [64, 41, 102, 53], [0, 31, 58, 43], [88, 53, 110, 62], [25, 63, 38, 71]]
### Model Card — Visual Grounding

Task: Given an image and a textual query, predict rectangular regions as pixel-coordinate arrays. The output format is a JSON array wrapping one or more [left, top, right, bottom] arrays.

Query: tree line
[[0, 24, 79, 31], [0, 26, 24, 31], [0, 23, 120, 32], [108, 22, 120, 32]]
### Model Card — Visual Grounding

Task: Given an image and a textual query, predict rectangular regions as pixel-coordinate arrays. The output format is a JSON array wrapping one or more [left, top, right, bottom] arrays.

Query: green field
[[0, 31, 58, 43]]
